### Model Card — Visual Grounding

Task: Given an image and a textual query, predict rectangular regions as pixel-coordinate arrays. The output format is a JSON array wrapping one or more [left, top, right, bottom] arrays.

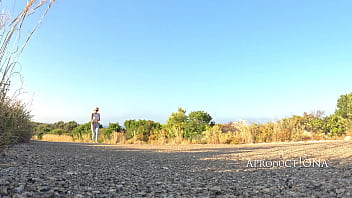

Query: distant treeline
[[33, 93, 352, 144]]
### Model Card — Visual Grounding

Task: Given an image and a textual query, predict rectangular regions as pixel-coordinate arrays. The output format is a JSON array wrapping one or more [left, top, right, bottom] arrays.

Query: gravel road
[[0, 140, 351, 197]]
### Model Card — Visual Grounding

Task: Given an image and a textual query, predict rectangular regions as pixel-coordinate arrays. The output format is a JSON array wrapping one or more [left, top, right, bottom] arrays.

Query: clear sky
[[16, 0, 352, 125]]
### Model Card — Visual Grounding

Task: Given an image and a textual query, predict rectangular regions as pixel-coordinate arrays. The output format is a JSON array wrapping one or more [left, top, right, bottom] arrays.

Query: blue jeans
[[91, 122, 99, 142]]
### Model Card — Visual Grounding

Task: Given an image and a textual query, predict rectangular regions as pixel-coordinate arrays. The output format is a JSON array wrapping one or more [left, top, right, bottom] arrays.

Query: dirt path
[[0, 140, 351, 197]]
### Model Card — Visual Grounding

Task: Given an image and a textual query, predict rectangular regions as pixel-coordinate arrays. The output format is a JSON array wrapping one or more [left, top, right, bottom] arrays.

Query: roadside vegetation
[[0, 1, 55, 152], [33, 93, 352, 144]]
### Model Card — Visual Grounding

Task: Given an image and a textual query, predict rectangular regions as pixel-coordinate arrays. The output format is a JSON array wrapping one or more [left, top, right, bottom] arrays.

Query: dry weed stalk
[[0, 0, 55, 148]]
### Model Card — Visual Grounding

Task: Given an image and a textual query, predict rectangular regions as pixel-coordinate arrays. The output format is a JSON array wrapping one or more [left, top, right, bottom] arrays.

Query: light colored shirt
[[91, 113, 100, 123]]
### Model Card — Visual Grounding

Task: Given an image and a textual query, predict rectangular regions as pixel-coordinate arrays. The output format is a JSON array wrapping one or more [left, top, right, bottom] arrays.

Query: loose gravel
[[0, 140, 351, 197]]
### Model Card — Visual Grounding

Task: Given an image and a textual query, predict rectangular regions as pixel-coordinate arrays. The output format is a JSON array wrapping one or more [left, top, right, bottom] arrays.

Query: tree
[[184, 110, 214, 139], [165, 108, 187, 138], [335, 93, 352, 119]]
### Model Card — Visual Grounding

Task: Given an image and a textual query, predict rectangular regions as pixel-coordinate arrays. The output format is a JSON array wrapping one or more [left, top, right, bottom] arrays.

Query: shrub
[[322, 115, 347, 137], [202, 125, 224, 144], [33, 124, 52, 140], [72, 123, 91, 140], [103, 122, 122, 139], [0, 101, 33, 146], [49, 129, 67, 135], [124, 119, 161, 141]]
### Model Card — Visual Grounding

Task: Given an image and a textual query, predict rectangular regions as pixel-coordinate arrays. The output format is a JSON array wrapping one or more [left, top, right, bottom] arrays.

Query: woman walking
[[91, 107, 100, 143]]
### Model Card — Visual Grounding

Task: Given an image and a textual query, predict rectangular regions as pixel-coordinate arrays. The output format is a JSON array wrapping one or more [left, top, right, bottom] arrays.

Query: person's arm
[[90, 113, 93, 123], [98, 113, 101, 121]]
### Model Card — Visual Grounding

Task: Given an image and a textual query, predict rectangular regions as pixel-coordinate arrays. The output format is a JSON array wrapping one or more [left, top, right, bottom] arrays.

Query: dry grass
[[35, 134, 74, 142], [33, 133, 352, 146], [34, 132, 127, 144], [101, 132, 126, 144], [0, 0, 55, 148]]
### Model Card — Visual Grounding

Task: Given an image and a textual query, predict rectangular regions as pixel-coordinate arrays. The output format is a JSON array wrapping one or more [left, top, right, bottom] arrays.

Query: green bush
[[0, 100, 33, 147], [72, 123, 91, 140], [124, 120, 161, 141], [49, 129, 67, 135], [103, 122, 122, 139], [322, 115, 347, 137]]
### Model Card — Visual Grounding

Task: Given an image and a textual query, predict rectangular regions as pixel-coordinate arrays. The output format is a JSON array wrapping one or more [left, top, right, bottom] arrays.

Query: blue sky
[[16, 1, 352, 125]]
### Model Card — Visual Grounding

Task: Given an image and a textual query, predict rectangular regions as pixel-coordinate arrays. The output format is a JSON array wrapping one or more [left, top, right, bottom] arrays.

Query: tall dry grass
[[0, 0, 55, 151], [35, 131, 127, 144]]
